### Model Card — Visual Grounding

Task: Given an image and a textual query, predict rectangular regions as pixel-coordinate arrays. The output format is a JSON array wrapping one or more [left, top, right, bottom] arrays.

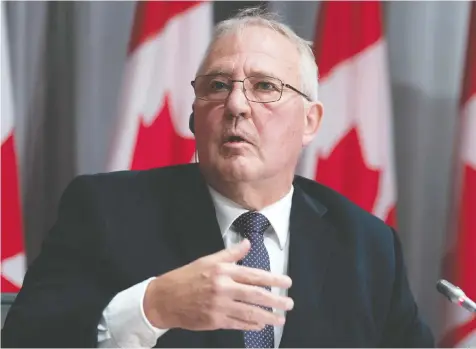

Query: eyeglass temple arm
[[285, 84, 312, 101]]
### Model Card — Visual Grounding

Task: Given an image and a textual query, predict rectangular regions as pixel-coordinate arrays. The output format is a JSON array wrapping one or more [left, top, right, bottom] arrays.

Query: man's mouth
[[225, 135, 247, 143]]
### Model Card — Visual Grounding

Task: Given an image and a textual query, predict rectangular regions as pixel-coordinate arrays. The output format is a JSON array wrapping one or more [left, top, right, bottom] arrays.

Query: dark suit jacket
[[2, 164, 434, 348]]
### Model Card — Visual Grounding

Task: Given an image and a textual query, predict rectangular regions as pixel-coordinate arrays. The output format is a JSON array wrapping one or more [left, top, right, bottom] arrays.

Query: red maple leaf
[[130, 94, 195, 170], [315, 127, 380, 214], [1, 276, 20, 293]]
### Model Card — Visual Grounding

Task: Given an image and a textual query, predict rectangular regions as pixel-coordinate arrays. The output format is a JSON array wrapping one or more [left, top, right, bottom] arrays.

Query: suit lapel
[[169, 165, 225, 263], [168, 165, 244, 348], [279, 184, 339, 348]]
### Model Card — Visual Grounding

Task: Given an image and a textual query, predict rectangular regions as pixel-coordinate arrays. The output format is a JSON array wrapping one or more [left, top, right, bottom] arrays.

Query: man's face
[[193, 26, 322, 184]]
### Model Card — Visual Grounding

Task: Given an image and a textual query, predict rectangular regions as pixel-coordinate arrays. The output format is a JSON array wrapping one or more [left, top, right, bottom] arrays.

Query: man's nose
[[225, 81, 251, 119]]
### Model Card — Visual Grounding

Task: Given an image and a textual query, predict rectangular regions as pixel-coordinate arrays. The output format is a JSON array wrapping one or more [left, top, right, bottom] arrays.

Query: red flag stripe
[[461, 3, 476, 106], [1, 133, 25, 292], [456, 165, 476, 299], [314, 1, 382, 79], [128, 1, 203, 54], [1, 134, 25, 260], [1, 6, 26, 292], [442, 3, 476, 346], [456, 0, 476, 303]]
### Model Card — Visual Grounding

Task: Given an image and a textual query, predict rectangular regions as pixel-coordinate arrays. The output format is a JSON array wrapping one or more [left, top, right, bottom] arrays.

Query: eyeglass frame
[[190, 74, 312, 103]]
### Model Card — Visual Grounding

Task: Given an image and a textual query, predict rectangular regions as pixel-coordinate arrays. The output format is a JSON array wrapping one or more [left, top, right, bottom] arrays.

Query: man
[[2, 7, 434, 348]]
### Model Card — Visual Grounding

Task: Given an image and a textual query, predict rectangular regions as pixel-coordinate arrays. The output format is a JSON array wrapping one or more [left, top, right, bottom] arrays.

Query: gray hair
[[198, 6, 319, 102]]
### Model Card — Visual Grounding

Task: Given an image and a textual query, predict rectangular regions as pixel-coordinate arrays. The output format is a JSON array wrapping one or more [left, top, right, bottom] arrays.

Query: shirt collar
[[207, 185, 293, 250]]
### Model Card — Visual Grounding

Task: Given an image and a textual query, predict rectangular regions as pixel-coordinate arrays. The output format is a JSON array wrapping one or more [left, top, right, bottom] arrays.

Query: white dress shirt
[[97, 185, 293, 348]]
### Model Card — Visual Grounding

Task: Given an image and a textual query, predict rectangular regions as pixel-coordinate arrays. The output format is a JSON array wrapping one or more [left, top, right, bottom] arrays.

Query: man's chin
[[216, 157, 259, 182]]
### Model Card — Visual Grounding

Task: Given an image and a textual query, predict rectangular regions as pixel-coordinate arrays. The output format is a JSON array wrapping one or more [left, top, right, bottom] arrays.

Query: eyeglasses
[[191, 74, 311, 103]]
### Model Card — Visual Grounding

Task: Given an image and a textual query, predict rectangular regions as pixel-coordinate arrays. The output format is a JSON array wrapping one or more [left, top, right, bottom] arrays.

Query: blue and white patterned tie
[[233, 211, 274, 349]]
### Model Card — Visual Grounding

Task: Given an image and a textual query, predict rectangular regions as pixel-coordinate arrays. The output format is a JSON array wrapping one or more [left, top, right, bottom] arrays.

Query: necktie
[[232, 211, 274, 349]]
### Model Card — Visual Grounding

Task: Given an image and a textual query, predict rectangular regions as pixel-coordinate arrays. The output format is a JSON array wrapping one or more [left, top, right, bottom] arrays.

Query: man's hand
[[143, 239, 293, 332]]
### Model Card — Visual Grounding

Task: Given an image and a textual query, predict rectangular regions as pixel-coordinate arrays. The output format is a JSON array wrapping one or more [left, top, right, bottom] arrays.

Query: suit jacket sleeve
[[379, 228, 435, 347], [2, 176, 118, 348]]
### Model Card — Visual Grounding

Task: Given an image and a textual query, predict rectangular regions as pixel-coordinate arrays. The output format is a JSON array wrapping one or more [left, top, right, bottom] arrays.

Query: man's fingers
[[224, 315, 265, 331], [232, 284, 294, 311], [207, 239, 251, 263], [228, 264, 292, 289], [229, 301, 285, 327]]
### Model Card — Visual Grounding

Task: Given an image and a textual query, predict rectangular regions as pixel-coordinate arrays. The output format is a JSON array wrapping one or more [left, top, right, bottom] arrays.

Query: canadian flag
[[298, 1, 397, 226], [1, 6, 27, 292], [108, 1, 212, 171], [440, 3, 476, 347]]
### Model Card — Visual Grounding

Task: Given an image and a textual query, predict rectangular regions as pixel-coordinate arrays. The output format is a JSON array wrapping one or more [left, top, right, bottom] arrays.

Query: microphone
[[436, 279, 476, 313]]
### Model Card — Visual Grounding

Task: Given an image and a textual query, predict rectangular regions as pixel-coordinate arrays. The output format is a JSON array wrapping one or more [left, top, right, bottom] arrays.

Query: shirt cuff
[[98, 277, 169, 348]]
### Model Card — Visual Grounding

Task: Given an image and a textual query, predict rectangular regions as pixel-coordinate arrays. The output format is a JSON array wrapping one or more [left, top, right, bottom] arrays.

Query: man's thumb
[[212, 239, 251, 263]]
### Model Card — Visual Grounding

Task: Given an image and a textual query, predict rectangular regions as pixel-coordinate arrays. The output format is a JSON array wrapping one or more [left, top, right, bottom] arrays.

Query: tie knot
[[232, 211, 270, 239]]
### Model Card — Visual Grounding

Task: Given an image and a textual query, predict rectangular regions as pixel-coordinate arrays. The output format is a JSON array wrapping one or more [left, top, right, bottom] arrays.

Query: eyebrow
[[248, 69, 282, 80], [201, 68, 284, 81], [202, 69, 232, 77]]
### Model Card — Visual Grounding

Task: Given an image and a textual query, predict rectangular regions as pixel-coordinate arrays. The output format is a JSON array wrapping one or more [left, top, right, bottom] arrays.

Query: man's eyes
[[209, 80, 230, 90], [254, 81, 279, 91]]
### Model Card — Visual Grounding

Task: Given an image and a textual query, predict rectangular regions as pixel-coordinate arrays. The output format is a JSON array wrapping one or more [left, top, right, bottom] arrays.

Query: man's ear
[[302, 101, 323, 147], [189, 105, 196, 134]]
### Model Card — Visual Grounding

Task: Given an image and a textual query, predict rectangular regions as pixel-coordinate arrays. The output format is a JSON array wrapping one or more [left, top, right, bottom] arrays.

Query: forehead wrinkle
[[244, 59, 296, 81], [204, 54, 296, 82], [200, 27, 300, 83]]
